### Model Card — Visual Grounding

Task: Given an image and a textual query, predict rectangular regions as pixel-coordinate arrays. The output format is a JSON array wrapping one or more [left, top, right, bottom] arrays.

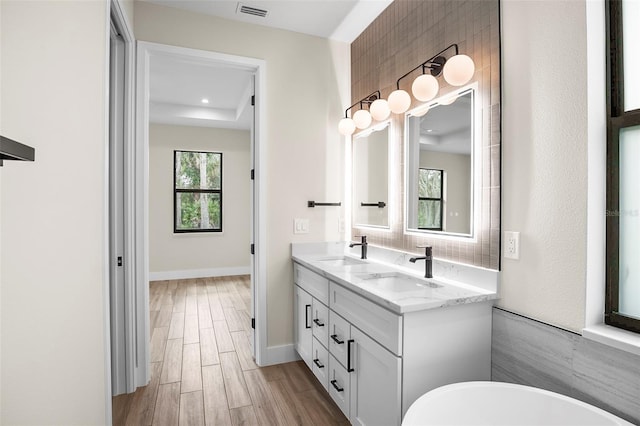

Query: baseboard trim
[[259, 344, 300, 366], [149, 266, 251, 281]]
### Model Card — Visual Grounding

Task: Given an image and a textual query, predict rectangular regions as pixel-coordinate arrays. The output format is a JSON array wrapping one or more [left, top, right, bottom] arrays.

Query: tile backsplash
[[350, 0, 501, 270]]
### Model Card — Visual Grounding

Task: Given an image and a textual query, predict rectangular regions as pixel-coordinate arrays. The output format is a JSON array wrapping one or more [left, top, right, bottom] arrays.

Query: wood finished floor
[[112, 276, 349, 426]]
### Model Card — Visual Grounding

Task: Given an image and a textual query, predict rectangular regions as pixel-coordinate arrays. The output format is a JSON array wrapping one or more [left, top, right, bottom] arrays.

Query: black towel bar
[[360, 202, 386, 208], [308, 201, 341, 208]]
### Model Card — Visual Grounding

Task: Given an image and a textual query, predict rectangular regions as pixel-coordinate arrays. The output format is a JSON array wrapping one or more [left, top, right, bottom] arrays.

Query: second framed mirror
[[405, 87, 477, 237]]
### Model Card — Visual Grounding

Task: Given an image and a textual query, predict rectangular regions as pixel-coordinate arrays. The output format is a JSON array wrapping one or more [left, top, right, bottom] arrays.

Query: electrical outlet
[[294, 218, 309, 234], [504, 231, 520, 260], [338, 218, 345, 233]]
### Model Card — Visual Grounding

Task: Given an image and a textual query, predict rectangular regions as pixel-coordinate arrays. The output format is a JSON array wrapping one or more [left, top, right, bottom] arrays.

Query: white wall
[[120, 0, 134, 31], [0, 0, 3, 412], [501, 0, 588, 332], [0, 0, 109, 423], [135, 2, 350, 348], [149, 124, 251, 277]]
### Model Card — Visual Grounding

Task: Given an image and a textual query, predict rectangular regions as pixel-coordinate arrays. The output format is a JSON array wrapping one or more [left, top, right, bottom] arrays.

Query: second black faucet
[[349, 235, 368, 259], [409, 245, 433, 278]]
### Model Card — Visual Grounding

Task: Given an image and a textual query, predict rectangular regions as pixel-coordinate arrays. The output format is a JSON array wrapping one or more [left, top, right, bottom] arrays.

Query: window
[[418, 168, 443, 231], [606, 0, 640, 333], [174, 150, 222, 233]]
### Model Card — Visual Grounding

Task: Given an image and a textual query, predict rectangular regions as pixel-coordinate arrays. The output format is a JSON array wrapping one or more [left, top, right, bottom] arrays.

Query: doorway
[[135, 42, 267, 369]]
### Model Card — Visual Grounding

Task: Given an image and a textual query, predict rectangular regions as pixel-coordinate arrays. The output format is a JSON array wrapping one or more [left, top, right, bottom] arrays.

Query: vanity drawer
[[330, 282, 403, 356], [328, 310, 351, 368], [294, 263, 329, 304], [312, 299, 329, 347], [328, 354, 350, 419], [311, 336, 329, 391]]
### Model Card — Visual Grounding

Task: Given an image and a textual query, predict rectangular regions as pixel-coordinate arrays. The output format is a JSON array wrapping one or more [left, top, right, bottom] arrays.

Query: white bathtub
[[402, 381, 634, 426]]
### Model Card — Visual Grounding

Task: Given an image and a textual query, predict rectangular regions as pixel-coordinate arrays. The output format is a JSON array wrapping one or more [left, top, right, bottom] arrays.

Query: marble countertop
[[292, 252, 498, 314]]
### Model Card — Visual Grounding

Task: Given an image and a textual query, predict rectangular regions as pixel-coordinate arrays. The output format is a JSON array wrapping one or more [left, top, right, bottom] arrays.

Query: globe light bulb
[[369, 98, 391, 121], [443, 54, 475, 86], [388, 89, 412, 114], [411, 74, 439, 102], [338, 117, 356, 135], [353, 109, 372, 129], [413, 106, 430, 118], [439, 95, 457, 106]]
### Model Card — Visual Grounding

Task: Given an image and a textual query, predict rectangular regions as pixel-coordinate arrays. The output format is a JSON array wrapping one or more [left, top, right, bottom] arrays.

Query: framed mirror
[[405, 87, 477, 237], [352, 122, 390, 229]]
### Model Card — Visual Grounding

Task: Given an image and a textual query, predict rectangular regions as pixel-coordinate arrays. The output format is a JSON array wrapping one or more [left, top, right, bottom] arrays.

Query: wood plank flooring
[[113, 276, 349, 425]]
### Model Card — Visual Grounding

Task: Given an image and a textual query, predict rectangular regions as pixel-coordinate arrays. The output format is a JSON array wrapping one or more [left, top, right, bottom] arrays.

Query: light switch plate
[[294, 218, 309, 234], [504, 231, 520, 260]]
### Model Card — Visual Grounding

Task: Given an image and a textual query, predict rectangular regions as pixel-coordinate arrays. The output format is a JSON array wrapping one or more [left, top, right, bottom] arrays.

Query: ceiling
[[150, 55, 254, 130], [419, 93, 473, 155], [146, 0, 392, 130], [143, 0, 392, 42]]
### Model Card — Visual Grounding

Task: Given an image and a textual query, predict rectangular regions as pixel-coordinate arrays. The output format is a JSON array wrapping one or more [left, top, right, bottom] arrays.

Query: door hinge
[[250, 243, 255, 255], [117, 256, 123, 267], [251, 318, 255, 329], [251, 95, 255, 106], [251, 169, 255, 180]]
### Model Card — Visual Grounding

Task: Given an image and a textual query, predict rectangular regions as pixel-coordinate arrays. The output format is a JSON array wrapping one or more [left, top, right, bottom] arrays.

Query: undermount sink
[[314, 256, 367, 267], [355, 271, 443, 293]]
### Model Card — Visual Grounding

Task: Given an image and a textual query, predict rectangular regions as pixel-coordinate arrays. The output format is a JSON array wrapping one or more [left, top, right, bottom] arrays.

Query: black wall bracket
[[1, 135, 35, 166]]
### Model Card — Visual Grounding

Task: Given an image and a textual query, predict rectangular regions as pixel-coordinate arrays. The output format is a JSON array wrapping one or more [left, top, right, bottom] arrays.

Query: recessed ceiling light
[[427, 129, 433, 133], [201, 98, 209, 104]]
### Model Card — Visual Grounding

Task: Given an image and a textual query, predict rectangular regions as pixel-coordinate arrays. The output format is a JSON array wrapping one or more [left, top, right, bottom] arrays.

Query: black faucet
[[349, 235, 368, 260], [409, 246, 433, 278]]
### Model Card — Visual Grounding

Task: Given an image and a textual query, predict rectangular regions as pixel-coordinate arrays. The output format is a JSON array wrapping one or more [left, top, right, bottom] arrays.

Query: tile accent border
[[492, 308, 640, 424]]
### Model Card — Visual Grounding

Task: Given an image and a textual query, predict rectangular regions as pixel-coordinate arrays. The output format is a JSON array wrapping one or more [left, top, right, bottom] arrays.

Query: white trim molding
[[105, 0, 136, 422], [149, 267, 251, 281], [263, 344, 301, 366]]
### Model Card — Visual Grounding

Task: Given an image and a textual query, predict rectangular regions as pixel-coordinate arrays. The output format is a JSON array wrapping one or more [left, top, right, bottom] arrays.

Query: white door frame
[[105, 0, 136, 423], [136, 41, 268, 365]]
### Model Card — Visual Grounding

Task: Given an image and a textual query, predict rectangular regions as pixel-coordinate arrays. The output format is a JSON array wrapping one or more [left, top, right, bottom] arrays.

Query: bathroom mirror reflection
[[352, 122, 390, 228], [405, 88, 475, 236]]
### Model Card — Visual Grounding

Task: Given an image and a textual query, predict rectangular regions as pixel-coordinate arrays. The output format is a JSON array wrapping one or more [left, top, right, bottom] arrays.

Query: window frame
[[605, 0, 640, 333], [173, 149, 223, 234], [417, 168, 444, 231]]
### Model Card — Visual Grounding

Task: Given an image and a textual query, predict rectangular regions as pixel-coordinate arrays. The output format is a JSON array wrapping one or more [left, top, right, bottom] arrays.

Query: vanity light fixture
[[438, 95, 458, 106], [353, 109, 372, 129], [338, 90, 385, 136], [387, 43, 475, 115], [201, 98, 209, 104]]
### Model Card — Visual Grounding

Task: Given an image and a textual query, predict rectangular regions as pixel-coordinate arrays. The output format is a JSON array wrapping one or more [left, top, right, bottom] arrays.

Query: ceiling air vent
[[237, 3, 268, 18]]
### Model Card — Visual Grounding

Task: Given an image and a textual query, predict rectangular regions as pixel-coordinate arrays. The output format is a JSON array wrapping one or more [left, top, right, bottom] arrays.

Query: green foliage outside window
[[418, 169, 442, 230], [174, 151, 222, 232]]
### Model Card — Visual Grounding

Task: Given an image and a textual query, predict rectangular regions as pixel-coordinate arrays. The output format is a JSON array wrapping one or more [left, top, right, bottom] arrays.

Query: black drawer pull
[[313, 318, 325, 327], [313, 358, 324, 368], [331, 334, 344, 344], [330, 379, 344, 392], [347, 339, 354, 372], [304, 304, 311, 329]]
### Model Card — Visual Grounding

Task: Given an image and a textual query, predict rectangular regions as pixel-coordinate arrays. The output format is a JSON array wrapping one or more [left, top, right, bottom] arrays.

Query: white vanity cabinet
[[349, 326, 402, 426], [293, 261, 492, 426], [294, 285, 313, 368], [293, 263, 332, 386]]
